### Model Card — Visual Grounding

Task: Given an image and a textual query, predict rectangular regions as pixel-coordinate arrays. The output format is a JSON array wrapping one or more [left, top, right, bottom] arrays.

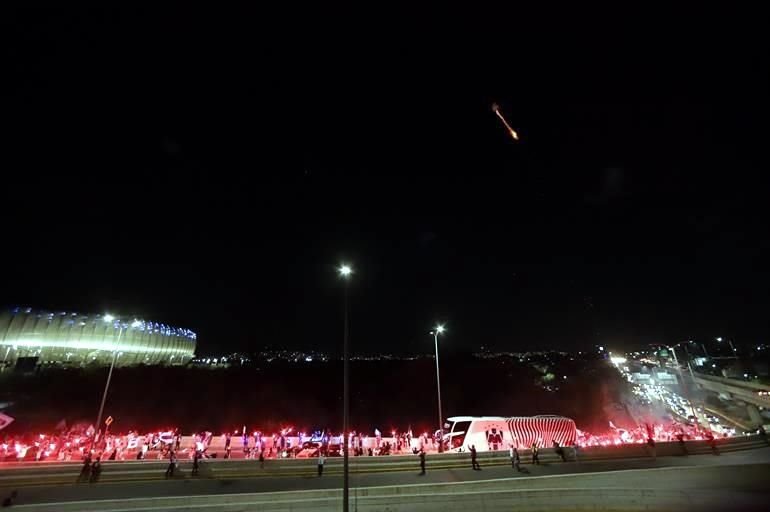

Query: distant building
[[0, 307, 196, 368]]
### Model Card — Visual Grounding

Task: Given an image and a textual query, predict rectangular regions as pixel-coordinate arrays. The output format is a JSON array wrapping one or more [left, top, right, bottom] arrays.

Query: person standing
[[531, 443, 539, 465], [419, 449, 426, 475], [470, 445, 480, 470], [165, 450, 177, 478], [317, 453, 325, 477]]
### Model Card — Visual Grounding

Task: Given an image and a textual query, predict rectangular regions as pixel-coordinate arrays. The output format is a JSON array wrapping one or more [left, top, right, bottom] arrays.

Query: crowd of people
[[574, 419, 732, 448], [0, 427, 202, 463], [0, 417, 739, 464]]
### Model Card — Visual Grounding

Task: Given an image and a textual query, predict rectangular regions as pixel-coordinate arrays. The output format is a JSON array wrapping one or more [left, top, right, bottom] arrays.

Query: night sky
[[2, 7, 768, 355]]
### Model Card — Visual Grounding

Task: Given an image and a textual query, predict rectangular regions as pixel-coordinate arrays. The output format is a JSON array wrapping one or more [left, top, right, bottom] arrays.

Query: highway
[[3, 445, 770, 508]]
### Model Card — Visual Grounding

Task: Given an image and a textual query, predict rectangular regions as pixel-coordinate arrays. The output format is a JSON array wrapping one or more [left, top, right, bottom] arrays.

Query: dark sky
[[2, 7, 768, 355]]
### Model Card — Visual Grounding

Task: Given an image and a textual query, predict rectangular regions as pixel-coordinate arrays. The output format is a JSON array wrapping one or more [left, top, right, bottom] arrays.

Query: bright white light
[[103, 314, 115, 322], [131, 319, 142, 328], [712, 364, 717, 368], [716, 337, 722, 342], [610, 356, 627, 365], [435, 325, 445, 334], [339, 265, 352, 277], [598, 346, 604, 351]]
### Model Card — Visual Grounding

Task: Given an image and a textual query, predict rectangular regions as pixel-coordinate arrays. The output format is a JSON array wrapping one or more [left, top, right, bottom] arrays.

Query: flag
[[0, 412, 13, 430], [609, 420, 617, 430], [374, 428, 381, 437]]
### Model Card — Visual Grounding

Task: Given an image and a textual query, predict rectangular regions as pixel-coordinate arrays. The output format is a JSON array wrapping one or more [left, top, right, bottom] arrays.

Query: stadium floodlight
[[103, 314, 115, 322], [339, 264, 352, 277]]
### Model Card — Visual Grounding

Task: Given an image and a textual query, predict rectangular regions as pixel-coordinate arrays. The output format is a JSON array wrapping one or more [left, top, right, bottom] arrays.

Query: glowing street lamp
[[430, 324, 445, 452], [338, 264, 352, 512], [92, 315, 141, 450]]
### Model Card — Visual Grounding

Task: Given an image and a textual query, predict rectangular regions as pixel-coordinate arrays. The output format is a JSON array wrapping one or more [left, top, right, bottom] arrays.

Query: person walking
[[470, 445, 480, 470], [705, 431, 719, 455], [758, 425, 769, 446], [553, 441, 566, 462], [677, 433, 688, 456], [317, 453, 325, 476], [419, 449, 426, 475], [531, 443, 539, 465], [646, 437, 656, 460], [192, 450, 201, 476], [78, 453, 92, 483], [165, 450, 177, 478], [89, 457, 102, 483], [509, 445, 521, 471]]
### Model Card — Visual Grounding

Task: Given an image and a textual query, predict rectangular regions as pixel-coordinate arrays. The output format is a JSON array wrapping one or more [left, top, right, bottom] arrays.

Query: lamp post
[[92, 315, 141, 451], [667, 344, 699, 431], [338, 265, 352, 512], [430, 325, 445, 452]]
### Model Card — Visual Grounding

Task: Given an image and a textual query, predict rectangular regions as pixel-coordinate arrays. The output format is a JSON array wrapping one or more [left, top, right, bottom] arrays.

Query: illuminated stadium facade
[[0, 307, 196, 367]]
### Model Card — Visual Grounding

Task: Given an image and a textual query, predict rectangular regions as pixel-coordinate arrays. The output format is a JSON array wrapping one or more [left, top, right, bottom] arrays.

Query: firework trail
[[491, 103, 519, 141]]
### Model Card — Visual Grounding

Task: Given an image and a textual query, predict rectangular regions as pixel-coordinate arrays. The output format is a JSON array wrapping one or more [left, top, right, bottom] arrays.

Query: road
[[5, 445, 770, 507]]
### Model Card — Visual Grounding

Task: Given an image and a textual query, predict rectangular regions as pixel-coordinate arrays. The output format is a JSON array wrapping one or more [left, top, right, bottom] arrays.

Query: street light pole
[[92, 316, 140, 452], [431, 325, 445, 452], [668, 344, 699, 431], [338, 265, 352, 512], [93, 316, 123, 451]]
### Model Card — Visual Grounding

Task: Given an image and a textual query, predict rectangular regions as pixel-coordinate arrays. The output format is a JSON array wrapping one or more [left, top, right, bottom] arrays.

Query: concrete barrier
[[1, 434, 767, 488]]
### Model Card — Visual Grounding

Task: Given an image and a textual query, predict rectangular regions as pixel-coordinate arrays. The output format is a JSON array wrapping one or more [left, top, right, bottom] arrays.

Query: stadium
[[0, 307, 196, 368]]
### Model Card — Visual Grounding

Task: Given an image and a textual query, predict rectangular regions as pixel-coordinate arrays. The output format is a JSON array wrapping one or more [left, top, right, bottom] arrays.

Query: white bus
[[444, 415, 577, 452]]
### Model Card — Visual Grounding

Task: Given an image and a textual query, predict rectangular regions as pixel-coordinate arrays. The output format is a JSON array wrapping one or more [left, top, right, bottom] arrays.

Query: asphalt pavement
[[5, 446, 770, 506]]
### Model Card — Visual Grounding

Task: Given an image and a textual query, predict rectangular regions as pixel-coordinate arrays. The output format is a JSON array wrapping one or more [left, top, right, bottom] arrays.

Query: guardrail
[[0, 434, 767, 488]]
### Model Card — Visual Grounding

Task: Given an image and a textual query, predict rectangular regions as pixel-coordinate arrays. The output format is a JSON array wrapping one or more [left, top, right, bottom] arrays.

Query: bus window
[[452, 421, 471, 434]]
